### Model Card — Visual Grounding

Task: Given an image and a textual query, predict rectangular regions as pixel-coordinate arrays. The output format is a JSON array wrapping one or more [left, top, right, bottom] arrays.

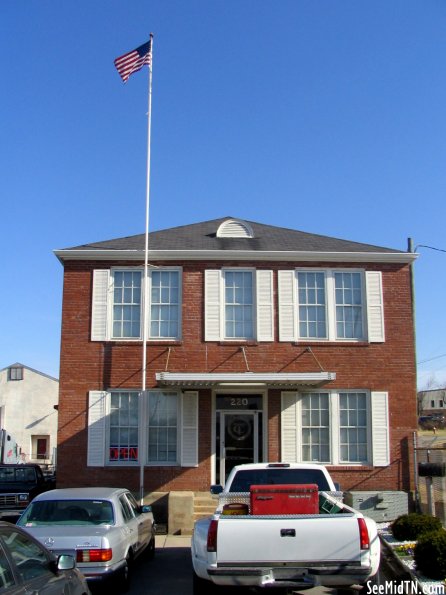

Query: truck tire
[[192, 571, 216, 595]]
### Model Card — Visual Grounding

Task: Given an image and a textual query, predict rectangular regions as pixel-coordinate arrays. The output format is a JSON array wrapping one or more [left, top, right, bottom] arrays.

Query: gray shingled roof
[[62, 217, 401, 254]]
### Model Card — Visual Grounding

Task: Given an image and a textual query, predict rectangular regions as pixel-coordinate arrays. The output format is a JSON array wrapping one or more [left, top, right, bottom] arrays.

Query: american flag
[[114, 39, 152, 83]]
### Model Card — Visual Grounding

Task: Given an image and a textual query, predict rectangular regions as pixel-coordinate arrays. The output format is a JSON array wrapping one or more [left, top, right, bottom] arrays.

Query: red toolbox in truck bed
[[250, 484, 319, 515]]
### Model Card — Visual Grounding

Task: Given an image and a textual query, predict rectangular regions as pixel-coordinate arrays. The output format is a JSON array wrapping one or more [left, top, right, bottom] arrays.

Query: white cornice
[[54, 249, 417, 264]]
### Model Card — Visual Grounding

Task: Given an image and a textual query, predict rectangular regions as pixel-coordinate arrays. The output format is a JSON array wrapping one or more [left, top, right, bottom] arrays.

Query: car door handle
[[281, 529, 296, 537]]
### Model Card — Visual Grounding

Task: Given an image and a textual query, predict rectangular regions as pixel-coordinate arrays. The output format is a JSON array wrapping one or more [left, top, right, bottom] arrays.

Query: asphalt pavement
[[111, 534, 398, 595], [127, 535, 193, 595]]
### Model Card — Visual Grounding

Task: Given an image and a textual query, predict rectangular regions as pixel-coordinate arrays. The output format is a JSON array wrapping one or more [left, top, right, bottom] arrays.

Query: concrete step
[[193, 512, 214, 523]]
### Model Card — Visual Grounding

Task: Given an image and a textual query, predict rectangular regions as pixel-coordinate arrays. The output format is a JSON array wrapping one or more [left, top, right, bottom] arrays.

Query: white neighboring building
[[0, 363, 58, 467]]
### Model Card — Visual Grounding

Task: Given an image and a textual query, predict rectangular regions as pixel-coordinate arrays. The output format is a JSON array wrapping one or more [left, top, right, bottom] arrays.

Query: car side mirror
[[210, 485, 223, 495], [141, 505, 152, 513], [57, 554, 75, 571]]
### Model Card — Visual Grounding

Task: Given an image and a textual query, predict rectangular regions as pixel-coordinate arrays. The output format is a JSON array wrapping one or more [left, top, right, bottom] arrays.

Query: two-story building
[[0, 363, 58, 468], [55, 217, 417, 528]]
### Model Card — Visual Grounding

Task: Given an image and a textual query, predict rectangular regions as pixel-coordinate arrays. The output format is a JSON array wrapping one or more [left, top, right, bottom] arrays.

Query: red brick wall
[[57, 259, 417, 494]]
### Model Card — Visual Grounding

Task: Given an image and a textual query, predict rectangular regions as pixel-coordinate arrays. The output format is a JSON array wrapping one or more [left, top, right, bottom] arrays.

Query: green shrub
[[391, 513, 442, 541], [414, 530, 446, 580]]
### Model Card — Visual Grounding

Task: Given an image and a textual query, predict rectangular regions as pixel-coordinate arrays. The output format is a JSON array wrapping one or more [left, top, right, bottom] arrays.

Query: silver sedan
[[17, 487, 155, 592]]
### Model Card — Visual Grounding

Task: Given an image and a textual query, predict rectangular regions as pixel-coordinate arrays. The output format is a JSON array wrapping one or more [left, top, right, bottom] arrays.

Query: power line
[[418, 353, 446, 366], [415, 244, 446, 254]]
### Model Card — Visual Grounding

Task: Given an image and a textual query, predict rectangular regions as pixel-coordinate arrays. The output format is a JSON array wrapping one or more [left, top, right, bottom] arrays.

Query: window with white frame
[[224, 271, 254, 339], [301, 393, 330, 462], [147, 391, 178, 463], [298, 272, 327, 339], [282, 390, 374, 465], [109, 392, 139, 462], [150, 271, 180, 339], [339, 392, 368, 463], [106, 390, 179, 465], [335, 272, 364, 339], [280, 268, 377, 343], [204, 268, 274, 342], [112, 271, 142, 339], [89, 390, 198, 468], [94, 268, 182, 341]]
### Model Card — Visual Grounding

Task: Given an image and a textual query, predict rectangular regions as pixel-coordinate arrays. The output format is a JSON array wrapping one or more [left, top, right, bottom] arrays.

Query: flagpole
[[140, 32, 154, 506]]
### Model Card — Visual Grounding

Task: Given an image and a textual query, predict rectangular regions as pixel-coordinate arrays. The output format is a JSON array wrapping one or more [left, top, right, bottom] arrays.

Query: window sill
[[325, 464, 374, 471], [293, 341, 370, 347], [219, 340, 259, 346], [103, 339, 183, 346]]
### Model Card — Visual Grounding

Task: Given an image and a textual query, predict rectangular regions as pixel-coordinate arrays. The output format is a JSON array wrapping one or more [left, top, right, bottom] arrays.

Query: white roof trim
[[156, 371, 336, 388], [54, 249, 417, 264]]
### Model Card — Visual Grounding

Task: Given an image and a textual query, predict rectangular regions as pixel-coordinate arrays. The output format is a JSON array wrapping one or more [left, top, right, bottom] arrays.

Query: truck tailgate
[[216, 514, 363, 564]]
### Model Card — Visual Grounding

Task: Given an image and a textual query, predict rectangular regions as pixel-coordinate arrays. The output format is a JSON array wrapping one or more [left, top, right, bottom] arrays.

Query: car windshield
[[17, 499, 114, 526], [228, 469, 331, 492]]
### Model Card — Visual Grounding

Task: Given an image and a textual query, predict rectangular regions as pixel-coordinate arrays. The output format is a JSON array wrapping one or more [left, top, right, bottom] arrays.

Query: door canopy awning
[[155, 372, 336, 388]]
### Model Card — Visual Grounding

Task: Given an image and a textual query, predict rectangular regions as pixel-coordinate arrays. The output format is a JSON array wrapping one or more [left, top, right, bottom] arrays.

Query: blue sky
[[1, 1, 445, 388]]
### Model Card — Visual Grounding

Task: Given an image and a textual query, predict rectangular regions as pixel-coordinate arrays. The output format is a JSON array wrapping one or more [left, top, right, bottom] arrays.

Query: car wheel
[[145, 536, 155, 560], [115, 557, 131, 593]]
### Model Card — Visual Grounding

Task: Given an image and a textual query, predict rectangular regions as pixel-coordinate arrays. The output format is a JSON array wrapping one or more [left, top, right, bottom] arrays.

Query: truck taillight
[[358, 518, 370, 550], [76, 548, 112, 563], [207, 520, 218, 552]]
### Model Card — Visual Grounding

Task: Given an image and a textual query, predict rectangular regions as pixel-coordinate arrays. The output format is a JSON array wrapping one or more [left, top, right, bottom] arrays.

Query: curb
[[379, 536, 416, 583]]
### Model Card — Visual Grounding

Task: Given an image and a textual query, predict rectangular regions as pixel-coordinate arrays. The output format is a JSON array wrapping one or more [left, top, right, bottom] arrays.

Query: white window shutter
[[181, 391, 198, 467], [256, 270, 274, 341], [87, 391, 106, 467], [205, 270, 222, 341], [91, 270, 110, 341], [281, 392, 298, 462], [371, 391, 390, 467], [278, 271, 296, 342], [366, 271, 385, 343]]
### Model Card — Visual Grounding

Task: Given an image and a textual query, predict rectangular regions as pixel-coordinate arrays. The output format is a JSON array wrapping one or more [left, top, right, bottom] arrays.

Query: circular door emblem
[[228, 417, 252, 441], [44, 537, 54, 547]]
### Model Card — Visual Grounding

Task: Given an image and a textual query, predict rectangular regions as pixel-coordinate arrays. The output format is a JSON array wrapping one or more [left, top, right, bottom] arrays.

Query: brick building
[[55, 216, 417, 518]]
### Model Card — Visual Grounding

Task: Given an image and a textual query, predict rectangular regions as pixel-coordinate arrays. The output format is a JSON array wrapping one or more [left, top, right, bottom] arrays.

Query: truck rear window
[[228, 469, 331, 492], [0, 467, 36, 483]]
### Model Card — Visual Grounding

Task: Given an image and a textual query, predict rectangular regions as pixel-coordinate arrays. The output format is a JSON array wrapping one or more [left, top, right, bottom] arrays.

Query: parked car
[[192, 463, 380, 593], [419, 414, 446, 429], [0, 520, 90, 593], [17, 487, 155, 591], [0, 464, 55, 518]]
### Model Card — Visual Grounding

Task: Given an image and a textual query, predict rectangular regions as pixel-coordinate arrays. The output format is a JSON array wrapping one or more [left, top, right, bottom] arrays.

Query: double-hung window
[[280, 269, 384, 343], [335, 272, 364, 339], [204, 268, 274, 342], [109, 392, 139, 462], [150, 271, 180, 339], [91, 268, 182, 341], [112, 271, 142, 339], [281, 390, 389, 466], [298, 272, 327, 339], [147, 391, 178, 463], [339, 392, 368, 463], [224, 271, 254, 339], [89, 390, 198, 467], [301, 393, 330, 462]]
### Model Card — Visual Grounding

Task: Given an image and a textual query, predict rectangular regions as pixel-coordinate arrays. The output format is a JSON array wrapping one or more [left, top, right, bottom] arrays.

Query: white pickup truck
[[191, 463, 380, 594]]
